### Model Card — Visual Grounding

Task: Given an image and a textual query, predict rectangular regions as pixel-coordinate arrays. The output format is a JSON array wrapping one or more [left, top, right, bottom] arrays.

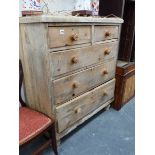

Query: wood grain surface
[[53, 58, 116, 105], [19, 18, 122, 141], [94, 26, 119, 42], [50, 41, 118, 77], [20, 23, 53, 117], [48, 26, 91, 48], [122, 75, 135, 103], [56, 79, 115, 133]]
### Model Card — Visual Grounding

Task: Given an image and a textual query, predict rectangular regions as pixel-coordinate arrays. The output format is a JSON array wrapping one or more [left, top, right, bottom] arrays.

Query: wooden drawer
[[50, 41, 118, 77], [53, 58, 116, 105], [56, 79, 115, 133], [48, 26, 91, 48], [94, 26, 119, 42]]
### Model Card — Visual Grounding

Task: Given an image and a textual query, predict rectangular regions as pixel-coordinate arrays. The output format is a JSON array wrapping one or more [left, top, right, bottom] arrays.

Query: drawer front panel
[[50, 41, 118, 77], [53, 58, 116, 105], [48, 26, 91, 48], [94, 26, 119, 42], [56, 79, 115, 133]]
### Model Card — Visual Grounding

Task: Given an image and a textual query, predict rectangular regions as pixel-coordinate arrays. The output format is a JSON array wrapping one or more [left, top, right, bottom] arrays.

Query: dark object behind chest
[[112, 61, 135, 110]]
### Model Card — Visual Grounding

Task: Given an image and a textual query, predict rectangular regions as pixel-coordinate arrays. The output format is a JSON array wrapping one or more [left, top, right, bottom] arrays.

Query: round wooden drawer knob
[[104, 48, 111, 55], [105, 31, 111, 37], [72, 33, 79, 41], [71, 57, 78, 64], [102, 69, 108, 75], [74, 107, 81, 114], [72, 82, 78, 89]]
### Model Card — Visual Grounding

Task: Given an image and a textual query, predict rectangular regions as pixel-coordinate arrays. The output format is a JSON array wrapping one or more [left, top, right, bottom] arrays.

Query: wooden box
[[112, 61, 135, 110]]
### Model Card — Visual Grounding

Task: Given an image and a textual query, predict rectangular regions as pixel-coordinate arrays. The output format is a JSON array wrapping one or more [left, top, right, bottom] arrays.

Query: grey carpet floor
[[20, 98, 135, 155]]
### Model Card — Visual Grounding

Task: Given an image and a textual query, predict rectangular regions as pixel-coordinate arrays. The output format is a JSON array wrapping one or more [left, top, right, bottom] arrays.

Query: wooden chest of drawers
[[19, 16, 123, 142]]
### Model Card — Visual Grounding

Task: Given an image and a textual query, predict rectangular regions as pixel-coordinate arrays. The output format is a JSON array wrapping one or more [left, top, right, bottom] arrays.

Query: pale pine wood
[[48, 26, 91, 48], [56, 79, 115, 133], [20, 23, 54, 117], [56, 98, 114, 140], [48, 42, 92, 52], [94, 26, 119, 42], [117, 60, 129, 67], [19, 17, 122, 142], [48, 39, 118, 54], [53, 58, 116, 105], [19, 15, 124, 24], [50, 41, 118, 77]]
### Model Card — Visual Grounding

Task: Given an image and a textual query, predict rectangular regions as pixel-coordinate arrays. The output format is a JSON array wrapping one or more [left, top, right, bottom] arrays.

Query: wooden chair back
[[19, 60, 26, 107]]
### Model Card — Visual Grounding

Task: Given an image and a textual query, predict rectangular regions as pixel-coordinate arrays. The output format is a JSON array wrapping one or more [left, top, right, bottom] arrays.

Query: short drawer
[[50, 41, 118, 77], [56, 79, 115, 133], [48, 26, 91, 48], [94, 26, 119, 42], [53, 58, 116, 104]]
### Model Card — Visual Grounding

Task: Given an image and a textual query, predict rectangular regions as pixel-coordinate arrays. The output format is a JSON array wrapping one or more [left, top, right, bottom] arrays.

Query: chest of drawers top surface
[[19, 15, 123, 24]]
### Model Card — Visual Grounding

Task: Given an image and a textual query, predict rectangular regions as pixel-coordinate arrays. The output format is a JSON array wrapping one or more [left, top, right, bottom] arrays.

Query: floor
[[20, 98, 135, 155]]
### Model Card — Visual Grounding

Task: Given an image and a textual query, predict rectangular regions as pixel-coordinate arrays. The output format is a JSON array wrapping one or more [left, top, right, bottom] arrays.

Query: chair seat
[[19, 107, 52, 146]]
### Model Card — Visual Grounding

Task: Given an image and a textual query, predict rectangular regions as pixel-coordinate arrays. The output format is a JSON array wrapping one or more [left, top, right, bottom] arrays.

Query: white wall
[[19, 0, 77, 16], [46, 0, 76, 13], [19, 0, 98, 16]]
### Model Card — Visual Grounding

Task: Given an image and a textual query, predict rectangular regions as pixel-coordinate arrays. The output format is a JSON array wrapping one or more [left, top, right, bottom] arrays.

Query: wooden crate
[[112, 61, 135, 110]]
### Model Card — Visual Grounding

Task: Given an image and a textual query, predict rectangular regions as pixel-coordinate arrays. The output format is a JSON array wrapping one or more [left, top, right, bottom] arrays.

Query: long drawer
[[53, 58, 116, 105], [94, 26, 119, 42], [48, 26, 91, 48], [56, 79, 115, 133], [50, 41, 118, 77]]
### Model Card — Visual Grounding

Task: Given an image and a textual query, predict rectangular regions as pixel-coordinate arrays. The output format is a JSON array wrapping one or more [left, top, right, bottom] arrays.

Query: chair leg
[[32, 140, 51, 155], [49, 124, 58, 155]]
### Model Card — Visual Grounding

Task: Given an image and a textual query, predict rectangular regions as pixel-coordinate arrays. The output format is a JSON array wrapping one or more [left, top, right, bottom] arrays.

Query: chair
[[19, 60, 58, 155]]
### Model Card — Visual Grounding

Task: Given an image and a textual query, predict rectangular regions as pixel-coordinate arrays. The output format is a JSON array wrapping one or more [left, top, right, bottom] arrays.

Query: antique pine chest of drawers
[[19, 15, 123, 142]]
